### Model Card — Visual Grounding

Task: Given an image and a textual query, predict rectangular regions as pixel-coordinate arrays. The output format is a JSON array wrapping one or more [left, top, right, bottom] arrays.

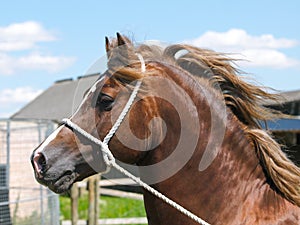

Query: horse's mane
[[106, 34, 300, 206]]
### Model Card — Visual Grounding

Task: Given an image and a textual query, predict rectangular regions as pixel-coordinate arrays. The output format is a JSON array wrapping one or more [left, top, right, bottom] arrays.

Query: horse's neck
[[143, 112, 296, 224], [139, 69, 298, 224]]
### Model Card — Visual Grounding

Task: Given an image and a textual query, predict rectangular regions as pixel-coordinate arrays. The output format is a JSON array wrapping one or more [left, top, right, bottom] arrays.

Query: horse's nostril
[[33, 152, 47, 177]]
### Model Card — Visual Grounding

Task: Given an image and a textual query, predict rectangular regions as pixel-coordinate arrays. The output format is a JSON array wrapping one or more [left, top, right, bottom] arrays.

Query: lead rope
[[61, 54, 210, 225]]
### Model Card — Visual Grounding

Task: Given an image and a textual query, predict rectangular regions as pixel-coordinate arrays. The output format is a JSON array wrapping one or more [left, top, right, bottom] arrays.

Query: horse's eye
[[97, 94, 114, 111]]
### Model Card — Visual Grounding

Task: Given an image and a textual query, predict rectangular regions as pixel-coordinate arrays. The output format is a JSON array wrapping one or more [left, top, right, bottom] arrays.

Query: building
[[265, 89, 300, 165]]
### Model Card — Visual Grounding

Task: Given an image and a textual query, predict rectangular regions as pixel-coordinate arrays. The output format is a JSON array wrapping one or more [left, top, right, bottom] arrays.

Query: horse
[[31, 33, 300, 225]]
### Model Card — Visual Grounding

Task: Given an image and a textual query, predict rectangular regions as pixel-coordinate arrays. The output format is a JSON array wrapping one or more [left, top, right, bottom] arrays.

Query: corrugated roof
[[280, 89, 300, 103], [263, 89, 300, 106], [11, 74, 99, 121]]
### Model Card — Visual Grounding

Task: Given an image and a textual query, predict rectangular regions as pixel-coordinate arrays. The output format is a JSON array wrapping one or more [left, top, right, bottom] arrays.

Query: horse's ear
[[106, 33, 133, 69], [105, 36, 112, 58], [116, 32, 127, 46], [116, 32, 131, 65]]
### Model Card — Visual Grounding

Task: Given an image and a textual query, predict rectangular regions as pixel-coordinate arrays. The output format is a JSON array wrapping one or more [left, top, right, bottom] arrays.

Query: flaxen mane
[[162, 44, 300, 206], [106, 34, 300, 206]]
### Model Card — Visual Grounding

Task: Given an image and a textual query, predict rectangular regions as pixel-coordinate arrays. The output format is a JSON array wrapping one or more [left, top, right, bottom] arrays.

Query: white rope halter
[[62, 54, 210, 225]]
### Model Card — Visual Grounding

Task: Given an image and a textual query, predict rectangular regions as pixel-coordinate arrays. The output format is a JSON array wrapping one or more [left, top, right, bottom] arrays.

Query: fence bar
[[87, 176, 96, 225], [37, 121, 45, 225], [0, 119, 60, 225], [6, 120, 10, 188], [95, 176, 100, 225], [71, 183, 79, 225], [62, 217, 148, 225]]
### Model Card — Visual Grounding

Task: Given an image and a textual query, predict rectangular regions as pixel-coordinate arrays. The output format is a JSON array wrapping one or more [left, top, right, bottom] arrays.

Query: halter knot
[[102, 143, 115, 166]]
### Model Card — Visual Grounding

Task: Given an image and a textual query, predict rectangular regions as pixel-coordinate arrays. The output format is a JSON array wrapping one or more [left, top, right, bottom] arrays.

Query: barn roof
[[281, 89, 300, 103], [11, 74, 100, 121], [263, 89, 300, 106]]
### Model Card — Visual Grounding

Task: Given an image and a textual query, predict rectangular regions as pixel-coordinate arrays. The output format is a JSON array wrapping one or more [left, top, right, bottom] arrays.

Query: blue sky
[[0, 0, 299, 117]]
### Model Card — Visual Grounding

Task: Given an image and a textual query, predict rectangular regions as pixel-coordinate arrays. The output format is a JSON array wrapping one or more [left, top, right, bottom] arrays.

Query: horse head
[[30, 33, 169, 193]]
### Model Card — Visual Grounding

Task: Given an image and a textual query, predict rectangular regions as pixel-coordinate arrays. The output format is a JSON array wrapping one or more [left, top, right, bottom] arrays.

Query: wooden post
[[88, 176, 95, 225], [94, 175, 100, 225], [70, 183, 79, 225], [88, 175, 100, 225]]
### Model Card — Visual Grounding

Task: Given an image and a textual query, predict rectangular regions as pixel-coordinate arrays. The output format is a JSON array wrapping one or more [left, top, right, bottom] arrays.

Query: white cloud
[[0, 21, 56, 52], [0, 53, 14, 74], [0, 87, 43, 104], [18, 53, 76, 72], [0, 21, 75, 75], [185, 29, 300, 68], [0, 86, 43, 117], [0, 52, 76, 75], [239, 49, 300, 68]]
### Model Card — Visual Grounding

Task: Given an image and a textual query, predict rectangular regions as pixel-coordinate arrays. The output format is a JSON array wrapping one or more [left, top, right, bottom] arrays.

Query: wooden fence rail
[[62, 217, 148, 225], [67, 176, 147, 225]]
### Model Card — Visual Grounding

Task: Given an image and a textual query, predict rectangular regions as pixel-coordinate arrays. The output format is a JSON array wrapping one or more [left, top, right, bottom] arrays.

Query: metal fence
[[0, 119, 60, 225]]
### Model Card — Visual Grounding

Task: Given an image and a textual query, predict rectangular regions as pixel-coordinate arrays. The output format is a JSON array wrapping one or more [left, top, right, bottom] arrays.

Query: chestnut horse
[[31, 33, 300, 224]]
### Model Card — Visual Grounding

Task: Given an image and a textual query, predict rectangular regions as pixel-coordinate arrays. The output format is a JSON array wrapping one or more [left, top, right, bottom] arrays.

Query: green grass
[[99, 196, 146, 218], [59, 194, 146, 220]]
